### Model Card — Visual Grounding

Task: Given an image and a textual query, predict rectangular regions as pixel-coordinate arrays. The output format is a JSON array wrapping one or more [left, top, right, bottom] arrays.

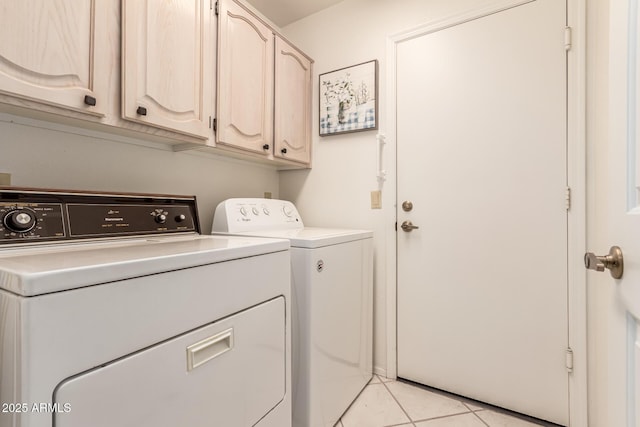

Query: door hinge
[[565, 186, 571, 211], [213, 118, 217, 132], [565, 348, 574, 373], [564, 26, 572, 51], [215, 0, 219, 15], [395, 221, 397, 231]]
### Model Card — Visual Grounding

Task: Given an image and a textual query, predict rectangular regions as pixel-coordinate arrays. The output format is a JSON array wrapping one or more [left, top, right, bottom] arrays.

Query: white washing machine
[[212, 198, 373, 427], [0, 188, 291, 427]]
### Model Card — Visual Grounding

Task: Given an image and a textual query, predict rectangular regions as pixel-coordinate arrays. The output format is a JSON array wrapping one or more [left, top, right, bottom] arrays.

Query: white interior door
[[396, 1, 569, 424], [590, 1, 640, 426]]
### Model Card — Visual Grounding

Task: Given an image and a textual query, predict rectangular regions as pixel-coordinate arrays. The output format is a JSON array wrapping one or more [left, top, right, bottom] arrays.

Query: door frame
[[382, 0, 587, 424]]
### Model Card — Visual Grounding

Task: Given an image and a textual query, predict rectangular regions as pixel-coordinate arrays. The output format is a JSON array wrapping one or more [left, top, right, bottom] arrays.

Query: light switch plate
[[0, 173, 11, 186], [370, 190, 382, 209]]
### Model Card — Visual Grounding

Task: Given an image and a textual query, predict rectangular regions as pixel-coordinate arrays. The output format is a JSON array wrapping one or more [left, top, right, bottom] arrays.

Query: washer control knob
[[4, 209, 36, 232], [282, 205, 294, 217], [252, 207, 259, 216], [155, 214, 167, 224], [175, 214, 187, 223], [240, 207, 248, 216]]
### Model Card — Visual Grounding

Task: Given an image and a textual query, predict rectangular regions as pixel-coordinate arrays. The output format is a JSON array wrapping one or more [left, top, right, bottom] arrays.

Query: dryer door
[[54, 297, 285, 427]]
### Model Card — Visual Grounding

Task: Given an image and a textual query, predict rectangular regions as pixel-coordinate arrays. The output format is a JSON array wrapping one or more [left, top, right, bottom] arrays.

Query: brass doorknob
[[584, 246, 624, 279], [400, 220, 419, 232]]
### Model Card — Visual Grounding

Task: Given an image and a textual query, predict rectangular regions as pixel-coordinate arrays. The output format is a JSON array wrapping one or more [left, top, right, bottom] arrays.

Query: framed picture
[[319, 59, 378, 136]]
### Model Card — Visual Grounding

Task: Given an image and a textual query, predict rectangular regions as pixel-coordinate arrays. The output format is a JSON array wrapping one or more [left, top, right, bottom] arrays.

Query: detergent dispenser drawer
[[54, 297, 285, 427]]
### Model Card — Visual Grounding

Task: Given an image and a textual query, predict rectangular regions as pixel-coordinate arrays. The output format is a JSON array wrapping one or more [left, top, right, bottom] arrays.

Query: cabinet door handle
[[84, 95, 97, 106], [263, 144, 270, 150], [136, 106, 147, 116], [281, 148, 287, 154]]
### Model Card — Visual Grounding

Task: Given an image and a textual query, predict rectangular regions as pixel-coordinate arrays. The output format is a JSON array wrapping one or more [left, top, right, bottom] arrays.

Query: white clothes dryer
[[0, 188, 292, 427], [213, 198, 373, 427]]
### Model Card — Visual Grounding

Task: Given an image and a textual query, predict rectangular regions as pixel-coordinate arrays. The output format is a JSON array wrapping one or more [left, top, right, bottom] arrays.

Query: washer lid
[[0, 235, 289, 296], [223, 227, 373, 248]]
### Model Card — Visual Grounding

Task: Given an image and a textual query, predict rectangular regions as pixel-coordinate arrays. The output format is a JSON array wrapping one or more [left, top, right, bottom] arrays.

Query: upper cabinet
[[121, 0, 214, 139], [215, 0, 313, 167], [274, 36, 312, 165], [216, 0, 274, 154], [0, 0, 109, 116], [0, 0, 312, 168]]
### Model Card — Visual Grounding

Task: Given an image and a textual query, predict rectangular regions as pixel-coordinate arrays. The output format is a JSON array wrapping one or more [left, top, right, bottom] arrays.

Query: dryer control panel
[[212, 198, 303, 233], [0, 188, 200, 245]]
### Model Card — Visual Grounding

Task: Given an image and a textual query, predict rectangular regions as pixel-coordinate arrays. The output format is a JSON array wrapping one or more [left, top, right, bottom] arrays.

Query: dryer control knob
[[3, 209, 36, 233]]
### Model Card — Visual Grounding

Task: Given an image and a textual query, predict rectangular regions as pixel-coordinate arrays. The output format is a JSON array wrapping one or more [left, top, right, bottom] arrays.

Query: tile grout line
[[410, 410, 479, 425], [379, 379, 417, 426], [337, 375, 381, 427], [461, 402, 474, 411], [415, 411, 480, 427], [377, 378, 551, 427], [455, 401, 491, 426], [383, 423, 417, 427], [470, 409, 491, 427], [381, 378, 498, 426]]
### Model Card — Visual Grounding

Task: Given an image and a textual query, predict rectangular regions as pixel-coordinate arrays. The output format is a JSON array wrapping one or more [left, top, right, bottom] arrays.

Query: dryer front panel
[[53, 297, 286, 427]]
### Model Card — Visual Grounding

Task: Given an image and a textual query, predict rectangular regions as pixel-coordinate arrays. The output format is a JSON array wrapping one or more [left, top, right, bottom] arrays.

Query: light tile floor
[[335, 375, 562, 427]]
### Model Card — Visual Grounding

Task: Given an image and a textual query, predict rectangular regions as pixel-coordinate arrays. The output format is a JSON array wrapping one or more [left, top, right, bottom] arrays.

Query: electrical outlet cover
[[370, 190, 382, 209]]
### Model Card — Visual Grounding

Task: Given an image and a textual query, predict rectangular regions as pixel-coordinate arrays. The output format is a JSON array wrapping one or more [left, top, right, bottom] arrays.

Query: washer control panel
[[212, 198, 303, 232], [0, 188, 200, 245]]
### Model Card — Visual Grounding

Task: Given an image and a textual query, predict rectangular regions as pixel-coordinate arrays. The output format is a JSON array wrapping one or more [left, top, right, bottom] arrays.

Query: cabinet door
[[122, 0, 213, 139], [0, 0, 108, 116], [217, 0, 274, 154], [274, 36, 312, 165]]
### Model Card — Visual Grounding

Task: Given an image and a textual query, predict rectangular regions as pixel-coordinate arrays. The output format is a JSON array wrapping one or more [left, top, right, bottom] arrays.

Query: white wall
[[0, 115, 279, 232], [279, 0, 507, 376]]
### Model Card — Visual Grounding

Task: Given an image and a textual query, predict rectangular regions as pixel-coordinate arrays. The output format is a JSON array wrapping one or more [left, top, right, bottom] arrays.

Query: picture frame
[[319, 59, 378, 136]]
